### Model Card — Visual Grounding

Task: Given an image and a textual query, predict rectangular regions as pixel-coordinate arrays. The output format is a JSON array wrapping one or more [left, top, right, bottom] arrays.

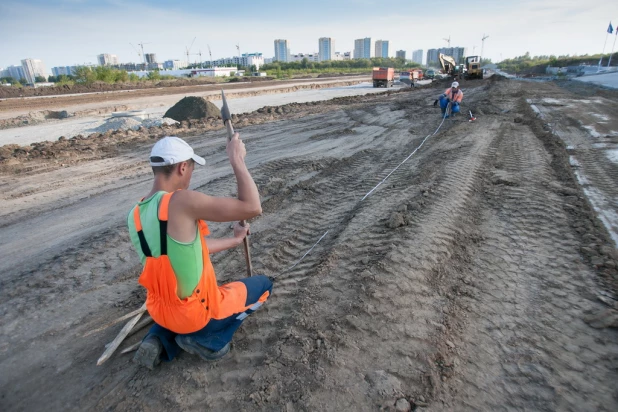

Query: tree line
[[497, 52, 616, 74]]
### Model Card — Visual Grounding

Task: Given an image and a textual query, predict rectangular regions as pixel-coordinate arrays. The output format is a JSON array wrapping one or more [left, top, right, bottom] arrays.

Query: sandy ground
[[0, 81, 416, 147], [573, 71, 618, 89], [0, 77, 617, 411]]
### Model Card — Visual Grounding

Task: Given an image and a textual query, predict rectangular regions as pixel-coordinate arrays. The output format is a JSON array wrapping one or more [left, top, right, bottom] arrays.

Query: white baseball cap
[[150, 136, 205, 166], [452, 81, 460, 88]]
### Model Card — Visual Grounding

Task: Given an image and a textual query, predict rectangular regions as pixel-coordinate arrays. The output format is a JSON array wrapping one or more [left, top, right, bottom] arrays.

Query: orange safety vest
[[133, 191, 252, 334], [444, 88, 463, 103]]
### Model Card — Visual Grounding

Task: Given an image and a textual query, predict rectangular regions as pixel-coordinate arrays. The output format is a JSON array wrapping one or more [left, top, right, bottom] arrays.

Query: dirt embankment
[[0, 76, 374, 128], [0, 81, 449, 172], [1, 76, 616, 412], [0, 76, 280, 99]]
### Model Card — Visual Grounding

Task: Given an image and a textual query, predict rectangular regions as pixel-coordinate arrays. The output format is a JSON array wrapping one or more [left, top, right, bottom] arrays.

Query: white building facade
[[21, 58, 47, 84], [51, 66, 78, 77], [163, 60, 185, 70], [289, 53, 320, 63], [97, 54, 119, 66], [3, 65, 26, 81]]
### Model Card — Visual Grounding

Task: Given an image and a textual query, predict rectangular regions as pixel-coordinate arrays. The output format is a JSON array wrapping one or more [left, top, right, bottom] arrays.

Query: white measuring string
[[361, 105, 450, 201], [275, 102, 452, 277]]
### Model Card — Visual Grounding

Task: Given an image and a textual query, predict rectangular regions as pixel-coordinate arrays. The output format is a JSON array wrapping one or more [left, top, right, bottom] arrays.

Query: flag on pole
[[609, 22, 614, 34]]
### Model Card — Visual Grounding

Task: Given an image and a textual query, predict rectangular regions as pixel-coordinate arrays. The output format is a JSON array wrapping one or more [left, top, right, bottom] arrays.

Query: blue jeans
[[145, 275, 273, 361], [439, 96, 460, 115]]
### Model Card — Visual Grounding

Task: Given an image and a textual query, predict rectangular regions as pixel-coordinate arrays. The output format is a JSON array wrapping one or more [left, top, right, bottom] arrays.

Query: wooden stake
[[97, 310, 145, 366], [120, 341, 142, 354], [104, 315, 153, 348], [83, 303, 146, 337]]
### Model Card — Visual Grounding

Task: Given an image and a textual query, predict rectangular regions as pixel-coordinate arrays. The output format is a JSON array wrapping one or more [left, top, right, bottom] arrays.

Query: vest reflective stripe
[[444, 88, 463, 103]]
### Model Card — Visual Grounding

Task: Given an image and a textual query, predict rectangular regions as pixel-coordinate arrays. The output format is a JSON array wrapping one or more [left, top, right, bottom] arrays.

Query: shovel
[[221, 90, 253, 277]]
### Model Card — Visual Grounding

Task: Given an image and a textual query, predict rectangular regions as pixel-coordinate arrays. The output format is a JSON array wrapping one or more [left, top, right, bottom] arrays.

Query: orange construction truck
[[372, 67, 395, 88]]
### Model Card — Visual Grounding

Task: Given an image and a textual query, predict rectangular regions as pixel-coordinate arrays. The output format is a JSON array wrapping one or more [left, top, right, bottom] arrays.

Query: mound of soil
[[163, 96, 221, 122]]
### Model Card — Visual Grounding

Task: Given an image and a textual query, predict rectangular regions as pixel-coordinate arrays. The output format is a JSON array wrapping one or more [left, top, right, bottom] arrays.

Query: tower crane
[[129, 43, 142, 62], [185, 37, 196, 66], [138, 42, 150, 64], [481, 34, 489, 61], [207, 45, 213, 67], [443, 36, 451, 48]]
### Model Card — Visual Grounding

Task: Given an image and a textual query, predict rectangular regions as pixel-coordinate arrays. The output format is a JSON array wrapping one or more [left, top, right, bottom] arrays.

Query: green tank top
[[127, 191, 204, 299]]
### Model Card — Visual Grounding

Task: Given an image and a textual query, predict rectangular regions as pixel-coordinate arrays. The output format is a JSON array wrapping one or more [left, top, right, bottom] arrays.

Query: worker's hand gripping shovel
[[221, 90, 253, 277]]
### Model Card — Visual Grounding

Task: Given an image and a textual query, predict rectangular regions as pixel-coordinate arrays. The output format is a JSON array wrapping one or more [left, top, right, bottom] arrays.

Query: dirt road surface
[[1, 77, 617, 411]]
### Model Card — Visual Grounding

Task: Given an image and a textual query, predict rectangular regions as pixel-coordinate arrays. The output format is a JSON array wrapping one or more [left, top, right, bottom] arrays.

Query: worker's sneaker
[[132, 336, 162, 370], [175, 336, 230, 361]]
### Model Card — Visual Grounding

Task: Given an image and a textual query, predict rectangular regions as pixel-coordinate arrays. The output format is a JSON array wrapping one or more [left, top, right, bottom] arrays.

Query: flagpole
[[608, 30, 618, 68], [599, 32, 609, 72]]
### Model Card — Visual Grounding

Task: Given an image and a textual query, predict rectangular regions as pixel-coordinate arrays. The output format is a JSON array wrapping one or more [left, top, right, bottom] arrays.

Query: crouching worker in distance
[[127, 135, 272, 369], [438, 81, 464, 118]]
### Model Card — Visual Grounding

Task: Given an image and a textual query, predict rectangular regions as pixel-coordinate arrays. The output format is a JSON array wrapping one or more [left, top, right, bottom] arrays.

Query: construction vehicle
[[372, 67, 395, 88], [399, 68, 424, 86], [464, 56, 483, 79], [399, 71, 413, 86], [439, 53, 462, 79]]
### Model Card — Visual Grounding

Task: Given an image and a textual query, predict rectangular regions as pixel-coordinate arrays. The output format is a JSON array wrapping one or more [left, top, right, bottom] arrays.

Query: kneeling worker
[[127, 135, 272, 369], [439, 81, 463, 118]]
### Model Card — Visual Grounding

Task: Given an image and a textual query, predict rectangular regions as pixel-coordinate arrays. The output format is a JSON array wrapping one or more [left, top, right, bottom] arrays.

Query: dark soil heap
[[164, 96, 221, 122]]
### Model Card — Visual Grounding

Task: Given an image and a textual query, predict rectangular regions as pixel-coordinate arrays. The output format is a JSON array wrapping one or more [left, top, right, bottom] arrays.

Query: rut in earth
[[441, 119, 618, 411]]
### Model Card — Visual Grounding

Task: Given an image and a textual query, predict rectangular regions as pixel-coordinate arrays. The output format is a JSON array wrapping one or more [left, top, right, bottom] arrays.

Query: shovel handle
[[225, 119, 253, 277]]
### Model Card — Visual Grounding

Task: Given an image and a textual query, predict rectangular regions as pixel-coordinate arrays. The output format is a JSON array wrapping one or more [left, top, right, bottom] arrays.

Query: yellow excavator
[[438, 53, 462, 79], [464, 56, 483, 79]]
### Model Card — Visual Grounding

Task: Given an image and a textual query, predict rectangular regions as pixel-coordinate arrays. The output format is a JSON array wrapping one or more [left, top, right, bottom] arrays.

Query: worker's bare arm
[[174, 190, 261, 222], [206, 222, 250, 253], [206, 237, 242, 253]]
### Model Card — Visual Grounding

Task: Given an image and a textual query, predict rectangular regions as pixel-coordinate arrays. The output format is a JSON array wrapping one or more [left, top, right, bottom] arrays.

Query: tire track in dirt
[[255, 117, 497, 410], [439, 121, 618, 410], [173, 95, 498, 410]]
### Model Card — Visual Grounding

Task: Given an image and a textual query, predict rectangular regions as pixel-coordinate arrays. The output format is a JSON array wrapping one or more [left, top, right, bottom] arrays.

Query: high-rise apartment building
[[97, 54, 119, 66], [426, 47, 467, 66], [52, 66, 78, 77], [164, 60, 185, 70], [426, 49, 439, 66], [353, 38, 372, 59], [274, 39, 290, 62], [375, 40, 389, 58], [318, 37, 335, 62], [145, 53, 157, 64], [21, 58, 46, 84], [412, 49, 423, 65], [5, 65, 25, 81], [396, 50, 406, 60]]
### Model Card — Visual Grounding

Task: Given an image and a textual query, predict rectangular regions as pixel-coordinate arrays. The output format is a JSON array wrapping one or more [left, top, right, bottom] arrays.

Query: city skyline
[[1, 0, 616, 71]]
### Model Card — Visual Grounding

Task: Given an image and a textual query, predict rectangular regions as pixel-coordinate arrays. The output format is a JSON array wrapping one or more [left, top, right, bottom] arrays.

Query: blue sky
[[0, 0, 616, 73]]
